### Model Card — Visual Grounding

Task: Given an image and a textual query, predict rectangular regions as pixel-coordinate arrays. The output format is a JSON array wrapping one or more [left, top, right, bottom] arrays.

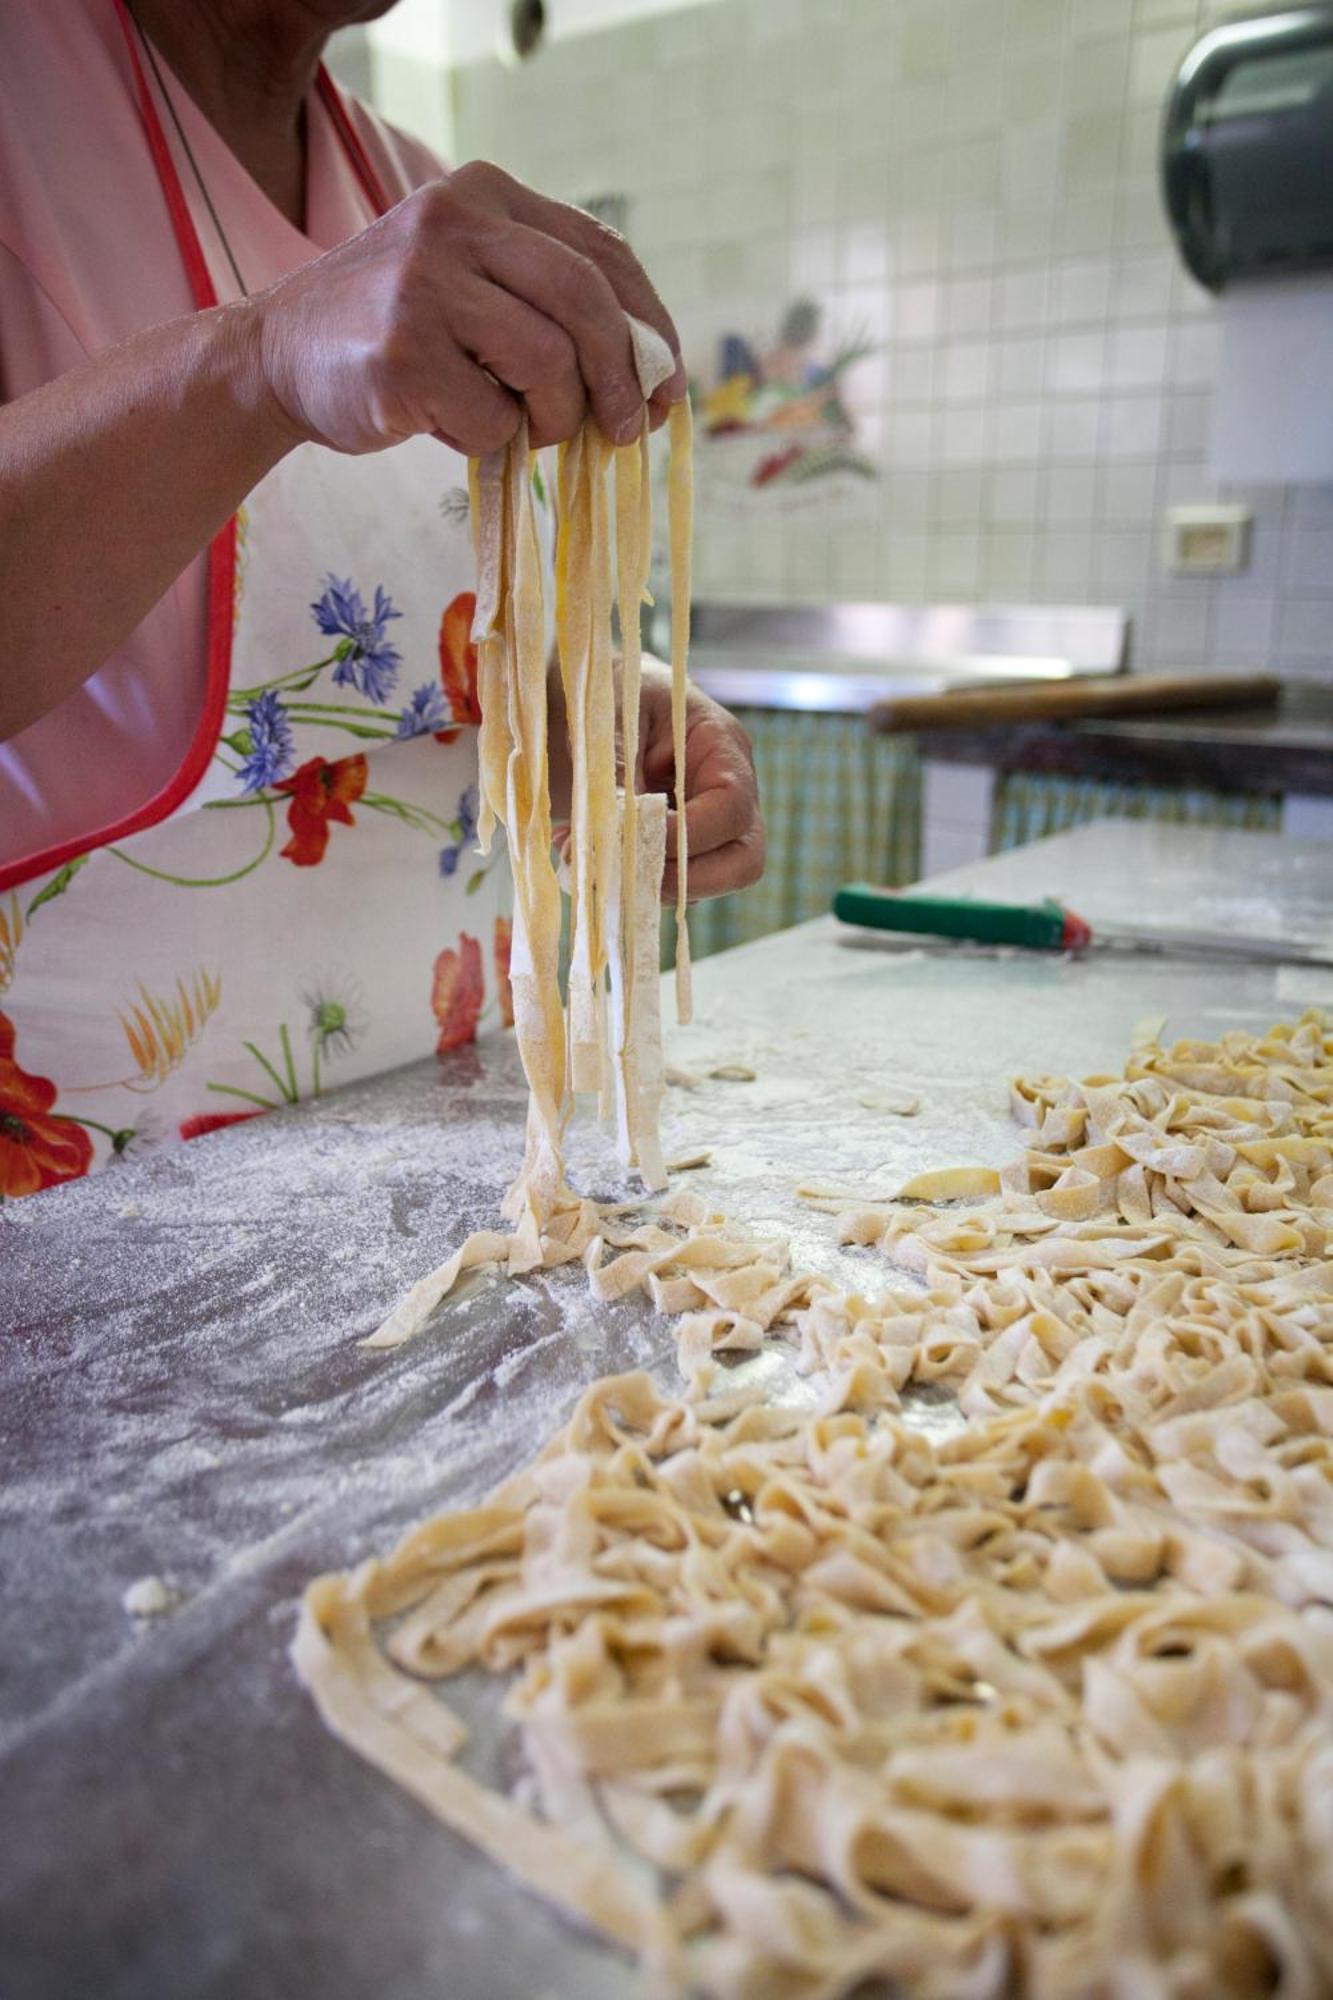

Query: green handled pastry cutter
[[833, 883, 1333, 970]]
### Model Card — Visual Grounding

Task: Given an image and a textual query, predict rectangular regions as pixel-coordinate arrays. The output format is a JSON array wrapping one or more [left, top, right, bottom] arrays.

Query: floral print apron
[[0, 15, 511, 1198]]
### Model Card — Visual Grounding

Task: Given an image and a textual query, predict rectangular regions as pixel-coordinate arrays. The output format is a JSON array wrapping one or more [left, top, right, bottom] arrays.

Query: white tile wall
[[450, 0, 1333, 678]]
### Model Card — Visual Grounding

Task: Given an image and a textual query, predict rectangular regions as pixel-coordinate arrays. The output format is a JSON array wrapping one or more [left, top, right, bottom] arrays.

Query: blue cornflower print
[[396, 683, 449, 739], [439, 843, 462, 879], [238, 690, 295, 793], [311, 574, 403, 705], [457, 783, 479, 845]]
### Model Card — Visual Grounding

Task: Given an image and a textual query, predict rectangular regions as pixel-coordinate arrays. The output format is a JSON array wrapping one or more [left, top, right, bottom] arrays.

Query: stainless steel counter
[[2, 823, 1328, 2000], [668, 600, 1127, 714]]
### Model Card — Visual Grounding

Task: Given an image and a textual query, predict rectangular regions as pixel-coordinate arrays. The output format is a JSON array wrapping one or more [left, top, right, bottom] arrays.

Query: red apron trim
[[316, 67, 394, 218], [0, 526, 237, 896], [113, 0, 221, 313], [0, 7, 390, 895]]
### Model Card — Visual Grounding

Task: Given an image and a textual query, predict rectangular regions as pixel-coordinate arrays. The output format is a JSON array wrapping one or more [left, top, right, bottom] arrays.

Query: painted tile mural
[[697, 296, 878, 515]]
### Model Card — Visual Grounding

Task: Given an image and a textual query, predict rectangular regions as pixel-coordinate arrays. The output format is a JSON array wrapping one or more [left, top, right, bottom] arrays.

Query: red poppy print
[[493, 915, 514, 1030], [432, 934, 484, 1053], [179, 1110, 263, 1142], [0, 1010, 93, 1197], [436, 592, 481, 743], [276, 754, 369, 867]]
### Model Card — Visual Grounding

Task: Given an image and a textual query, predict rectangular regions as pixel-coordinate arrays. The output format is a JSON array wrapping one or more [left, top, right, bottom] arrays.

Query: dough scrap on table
[[857, 1088, 920, 1116], [896, 1164, 1002, 1203], [301, 1013, 1333, 1996], [123, 1575, 176, 1618]]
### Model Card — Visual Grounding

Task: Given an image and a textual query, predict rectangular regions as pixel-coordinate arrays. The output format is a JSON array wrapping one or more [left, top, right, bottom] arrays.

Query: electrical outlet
[[1163, 504, 1252, 575]]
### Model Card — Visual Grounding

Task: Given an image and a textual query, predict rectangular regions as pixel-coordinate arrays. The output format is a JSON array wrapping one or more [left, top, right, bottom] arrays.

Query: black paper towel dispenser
[[1163, 4, 1333, 291]]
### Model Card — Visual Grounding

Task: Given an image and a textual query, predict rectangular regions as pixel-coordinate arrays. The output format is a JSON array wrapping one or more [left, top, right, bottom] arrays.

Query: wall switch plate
[[1163, 503, 1253, 575]]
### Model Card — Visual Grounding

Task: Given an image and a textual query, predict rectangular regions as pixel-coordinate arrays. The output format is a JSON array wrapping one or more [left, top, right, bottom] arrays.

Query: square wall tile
[[1212, 591, 1277, 661], [1102, 391, 1165, 458], [1129, 24, 1195, 103], [1277, 597, 1333, 669], [1283, 529, 1333, 596], [982, 528, 1038, 595], [998, 334, 1047, 396], [942, 339, 992, 401], [993, 400, 1047, 462], [1094, 527, 1154, 601], [1049, 397, 1103, 459], [1051, 329, 1107, 395], [895, 279, 941, 341], [999, 266, 1051, 332], [988, 464, 1042, 522], [1108, 322, 1170, 390], [945, 273, 993, 335], [1099, 458, 1159, 526], [1053, 256, 1114, 326], [1290, 485, 1333, 525], [1046, 462, 1100, 522]]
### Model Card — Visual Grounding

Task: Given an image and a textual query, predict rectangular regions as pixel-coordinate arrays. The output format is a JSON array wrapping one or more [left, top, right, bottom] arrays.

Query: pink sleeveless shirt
[[0, 0, 443, 871]]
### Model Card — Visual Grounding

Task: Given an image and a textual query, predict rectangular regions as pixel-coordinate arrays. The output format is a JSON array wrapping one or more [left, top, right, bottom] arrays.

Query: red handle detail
[[1061, 906, 1093, 952]]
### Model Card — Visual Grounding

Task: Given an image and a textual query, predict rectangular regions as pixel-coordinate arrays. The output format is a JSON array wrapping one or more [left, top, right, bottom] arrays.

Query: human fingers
[[409, 340, 523, 456], [368, 336, 522, 457], [661, 824, 765, 903], [670, 746, 760, 860], [640, 697, 761, 860], [457, 164, 686, 404], [479, 222, 648, 443], [252, 203, 524, 456], [453, 279, 587, 447]]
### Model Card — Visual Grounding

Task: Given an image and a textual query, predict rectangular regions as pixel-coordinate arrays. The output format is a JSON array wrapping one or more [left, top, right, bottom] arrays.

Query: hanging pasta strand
[[469, 453, 509, 858], [667, 397, 693, 1025], [459, 322, 682, 1236], [555, 428, 598, 1094], [586, 431, 618, 1013], [558, 420, 623, 1103], [613, 431, 647, 1084], [468, 425, 569, 1226]]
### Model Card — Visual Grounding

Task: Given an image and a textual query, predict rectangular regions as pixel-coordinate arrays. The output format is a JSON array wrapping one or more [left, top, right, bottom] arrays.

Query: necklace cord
[[123, 1, 250, 299]]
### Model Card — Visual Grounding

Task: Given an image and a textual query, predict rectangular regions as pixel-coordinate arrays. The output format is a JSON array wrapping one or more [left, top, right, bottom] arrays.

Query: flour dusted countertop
[[1, 822, 1325, 1999]]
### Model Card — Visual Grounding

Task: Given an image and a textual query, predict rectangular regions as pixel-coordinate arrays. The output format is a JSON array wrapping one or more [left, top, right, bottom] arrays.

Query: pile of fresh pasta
[[297, 1012, 1333, 1998]]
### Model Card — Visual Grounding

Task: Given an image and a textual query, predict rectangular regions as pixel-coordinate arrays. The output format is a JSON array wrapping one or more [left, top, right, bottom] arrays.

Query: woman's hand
[[637, 669, 764, 904], [248, 162, 685, 458], [547, 662, 764, 904]]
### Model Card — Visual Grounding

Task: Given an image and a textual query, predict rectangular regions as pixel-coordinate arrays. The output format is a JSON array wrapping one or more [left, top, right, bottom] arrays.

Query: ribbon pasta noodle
[[387, 323, 686, 1310], [301, 1014, 1333, 1994], [667, 397, 693, 1026]]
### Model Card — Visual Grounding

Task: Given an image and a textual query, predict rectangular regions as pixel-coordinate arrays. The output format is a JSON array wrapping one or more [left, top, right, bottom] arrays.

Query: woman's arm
[[0, 305, 293, 742], [0, 163, 682, 744]]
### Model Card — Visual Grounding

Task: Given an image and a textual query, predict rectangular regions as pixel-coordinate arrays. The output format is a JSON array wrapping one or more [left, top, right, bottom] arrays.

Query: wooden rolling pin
[[870, 671, 1280, 734]]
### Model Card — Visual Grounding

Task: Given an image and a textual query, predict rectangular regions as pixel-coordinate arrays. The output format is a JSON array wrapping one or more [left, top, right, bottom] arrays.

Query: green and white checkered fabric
[[664, 708, 923, 964], [990, 772, 1281, 853]]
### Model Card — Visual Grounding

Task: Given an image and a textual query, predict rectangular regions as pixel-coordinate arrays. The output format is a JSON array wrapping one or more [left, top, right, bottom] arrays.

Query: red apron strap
[[111, 0, 220, 312], [113, 6, 394, 287], [316, 67, 396, 220]]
